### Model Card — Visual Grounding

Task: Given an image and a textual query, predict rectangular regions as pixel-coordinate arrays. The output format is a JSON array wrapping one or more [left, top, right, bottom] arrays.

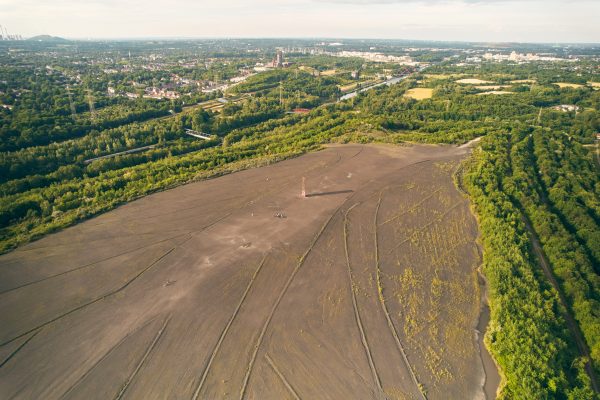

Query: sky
[[1, 0, 599, 43]]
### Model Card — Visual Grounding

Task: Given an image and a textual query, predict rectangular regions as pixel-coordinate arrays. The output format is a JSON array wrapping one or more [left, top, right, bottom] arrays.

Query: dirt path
[[265, 354, 301, 400], [343, 203, 384, 396], [458, 137, 482, 149], [520, 212, 600, 392], [374, 192, 426, 400], [114, 315, 171, 400], [238, 208, 341, 400], [191, 257, 267, 400], [522, 137, 599, 392]]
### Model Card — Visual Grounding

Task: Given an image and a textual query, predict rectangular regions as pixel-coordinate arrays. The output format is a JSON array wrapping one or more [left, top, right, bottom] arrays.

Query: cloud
[[317, 0, 584, 3], [2, 0, 598, 42]]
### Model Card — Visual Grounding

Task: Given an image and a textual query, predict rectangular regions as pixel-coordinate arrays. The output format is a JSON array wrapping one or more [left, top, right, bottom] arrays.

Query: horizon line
[[12, 35, 600, 46]]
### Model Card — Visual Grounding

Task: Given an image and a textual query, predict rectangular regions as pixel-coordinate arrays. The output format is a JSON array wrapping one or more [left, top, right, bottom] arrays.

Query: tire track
[[349, 146, 364, 160], [0, 329, 41, 369], [386, 201, 463, 255], [114, 315, 171, 400], [59, 317, 160, 400], [343, 203, 384, 396], [238, 206, 342, 400], [0, 232, 187, 296], [380, 188, 442, 226], [5, 144, 346, 264], [6, 228, 185, 255], [91, 195, 246, 226], [0, 247, 175, 347], [373, 192, 426, 400], [265, 353, 301, 400], [191, 256, 268, 400], [2, 206, 234, 298]]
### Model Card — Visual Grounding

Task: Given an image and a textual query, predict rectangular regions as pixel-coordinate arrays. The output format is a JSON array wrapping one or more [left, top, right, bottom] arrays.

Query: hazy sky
[[1, 0, 599, 43]]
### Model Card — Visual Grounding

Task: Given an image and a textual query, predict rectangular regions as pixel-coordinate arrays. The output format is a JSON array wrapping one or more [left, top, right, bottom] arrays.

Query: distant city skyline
[[1, 0, 599, 43]]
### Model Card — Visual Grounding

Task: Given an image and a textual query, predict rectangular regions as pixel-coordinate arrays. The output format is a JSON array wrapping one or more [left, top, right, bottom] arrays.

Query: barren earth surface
[[0, 144, 497, 400]]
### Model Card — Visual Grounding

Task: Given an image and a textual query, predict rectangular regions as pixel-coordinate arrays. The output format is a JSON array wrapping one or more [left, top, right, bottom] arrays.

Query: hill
[[0, 144, 494, 399], [27, 35, 69, 42]]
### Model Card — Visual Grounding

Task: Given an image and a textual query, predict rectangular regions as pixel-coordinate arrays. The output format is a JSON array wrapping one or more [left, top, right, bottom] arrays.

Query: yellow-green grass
[[424, 73, 462, 79], [588, 82, 600, 89], [338, 82, 359, 92], [511, 79, 537, 84], [404, 88, 434, 100], [475, 85, 511, 90], [476, 91, 513, 96], [320, 69, 337, 76], [456, 78, 493, 85], [555, 82, 584, 89]]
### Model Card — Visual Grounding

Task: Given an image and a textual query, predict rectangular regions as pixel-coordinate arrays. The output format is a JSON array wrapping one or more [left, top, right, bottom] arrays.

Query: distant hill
[[27, 35, 69, 42]]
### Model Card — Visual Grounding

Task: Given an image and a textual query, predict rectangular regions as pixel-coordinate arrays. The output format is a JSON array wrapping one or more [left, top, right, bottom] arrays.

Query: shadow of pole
[[305, 190, 354, 198]]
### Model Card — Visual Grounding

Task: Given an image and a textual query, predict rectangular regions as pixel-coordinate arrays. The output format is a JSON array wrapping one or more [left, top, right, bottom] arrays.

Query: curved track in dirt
[[343, 203, 384, 395], [374, 192, 426, 400]]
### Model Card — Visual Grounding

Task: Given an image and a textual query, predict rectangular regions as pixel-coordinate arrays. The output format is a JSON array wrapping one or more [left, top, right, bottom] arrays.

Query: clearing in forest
[[404, 88, 434, 100], [424, 74, 464, 80], [510, 79, 537, 84], [588, 81, 600, 88], [320, 69, 338, 76], [456, 78, 494, 85], [477, 91, 514, 95], [475, 85, 510, 90], [555, 82, 584, 89]]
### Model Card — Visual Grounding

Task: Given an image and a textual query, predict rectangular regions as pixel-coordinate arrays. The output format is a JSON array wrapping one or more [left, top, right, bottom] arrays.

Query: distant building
[[272, 50, 284, 68], [292, 108, 311, 114], [484, 51, 572, 63], [143, 86, 180, 100], [334, 51, 417, 66], [465, 57, 482, 63], [552, 104, 579, 112]]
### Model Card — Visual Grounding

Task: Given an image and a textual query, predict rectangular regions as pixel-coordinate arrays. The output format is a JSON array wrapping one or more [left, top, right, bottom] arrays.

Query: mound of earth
[[0, 144, 498, 399]]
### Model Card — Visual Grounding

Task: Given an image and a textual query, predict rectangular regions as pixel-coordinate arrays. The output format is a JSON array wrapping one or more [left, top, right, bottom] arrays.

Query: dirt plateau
[[0, 144, 499, 400]]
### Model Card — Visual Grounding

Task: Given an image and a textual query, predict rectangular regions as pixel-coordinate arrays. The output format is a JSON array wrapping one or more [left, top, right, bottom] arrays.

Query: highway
[[338, 65, 429, 102]]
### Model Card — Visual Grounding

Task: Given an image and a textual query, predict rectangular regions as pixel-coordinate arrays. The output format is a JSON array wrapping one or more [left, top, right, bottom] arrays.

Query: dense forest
[[463, 128, 598, 399], [1, 41, 599, 398]]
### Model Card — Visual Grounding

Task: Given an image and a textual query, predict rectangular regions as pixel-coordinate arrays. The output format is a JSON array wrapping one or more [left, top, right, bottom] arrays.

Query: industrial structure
[[185, 129, 212, 140], [85, 88, 97, 121], [271, 50, 293, 68], [0, 25, 23, 40], [273, 50, 283, 68]]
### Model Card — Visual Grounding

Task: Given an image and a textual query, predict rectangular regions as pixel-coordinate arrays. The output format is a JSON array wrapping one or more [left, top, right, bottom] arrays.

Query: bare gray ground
[[0, 144, 498, 399]]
